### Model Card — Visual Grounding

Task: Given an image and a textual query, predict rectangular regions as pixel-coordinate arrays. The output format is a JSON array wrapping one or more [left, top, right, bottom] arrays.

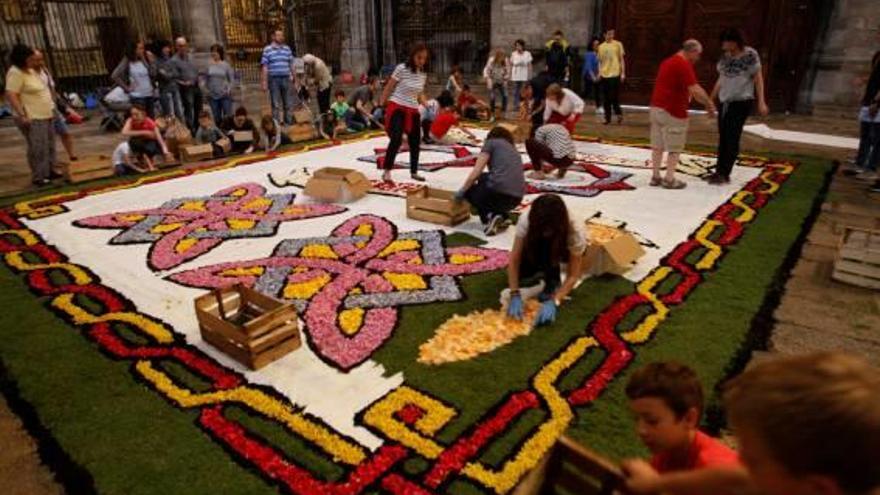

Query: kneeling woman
[[455, 126, 525, 236], [507, 194, 585, 325]]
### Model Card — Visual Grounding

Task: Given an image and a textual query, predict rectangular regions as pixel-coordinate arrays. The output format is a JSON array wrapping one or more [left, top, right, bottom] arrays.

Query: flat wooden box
[[195, 285, 301, 370], [63, 155, 114, 183], [406, 187, 470, 226], [832, 226, 880, 290], [288, 123, 316, 143], [180, 143, 214, 163]]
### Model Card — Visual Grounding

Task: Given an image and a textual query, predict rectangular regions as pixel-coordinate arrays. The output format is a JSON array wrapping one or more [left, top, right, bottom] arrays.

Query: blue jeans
[[856, 120, 880, 171], [159, 86, 183, 119], [489, 82, 507, 114], [269, 75, 292, 125], [512, 81, 526, 112], [209, 96, 233, 127]]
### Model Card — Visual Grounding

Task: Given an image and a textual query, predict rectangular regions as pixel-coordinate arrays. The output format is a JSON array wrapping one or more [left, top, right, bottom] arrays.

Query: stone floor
[[0, 85, 875, 494]]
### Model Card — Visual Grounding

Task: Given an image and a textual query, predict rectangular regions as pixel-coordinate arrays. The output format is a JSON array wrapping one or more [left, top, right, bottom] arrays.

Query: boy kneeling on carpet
[[622, 361, 739, 494], [121, 103, 172, 172], [195, 110, 229, 157], [506, 194, 585, 326], [430, 92, 479, 145], [623, 353, 880, 495], [455, 126, 524, 236], [221, 106, 260, 154]]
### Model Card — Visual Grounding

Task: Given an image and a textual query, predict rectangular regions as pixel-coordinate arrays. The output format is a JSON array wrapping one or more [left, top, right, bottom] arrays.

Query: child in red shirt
[[430, 94, 478, 145], [121, 103, 171, 171], [622, 362, 739, 493], [457, 84, 489, 120]]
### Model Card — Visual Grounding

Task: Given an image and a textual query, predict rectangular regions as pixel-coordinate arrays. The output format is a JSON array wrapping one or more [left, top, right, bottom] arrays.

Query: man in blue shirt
[[261, 30, 296, 125]]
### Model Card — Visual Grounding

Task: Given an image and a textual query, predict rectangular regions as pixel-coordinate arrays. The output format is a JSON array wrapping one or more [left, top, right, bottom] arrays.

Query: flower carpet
[[0, 129, 830, 494]]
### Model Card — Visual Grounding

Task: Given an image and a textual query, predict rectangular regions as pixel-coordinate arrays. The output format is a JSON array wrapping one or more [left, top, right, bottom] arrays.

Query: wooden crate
[[180, 143, 214, 163], [832, 226, 880, 290], [195, 285, 301, 370], [63, 155, 114, 183], [288, 122, 317, 143], [406, 186, 470, 226]]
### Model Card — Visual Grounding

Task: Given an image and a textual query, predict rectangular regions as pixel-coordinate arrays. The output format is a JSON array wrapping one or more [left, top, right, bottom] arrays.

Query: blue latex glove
[[507, 294, 524, 320], [536, 300, 558, 326], [454, 188, 466, 202]]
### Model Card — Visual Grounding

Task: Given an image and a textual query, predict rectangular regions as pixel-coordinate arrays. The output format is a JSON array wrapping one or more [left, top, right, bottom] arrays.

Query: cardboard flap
[[313, 167, 368, 186], [603, 234, 645, 267]]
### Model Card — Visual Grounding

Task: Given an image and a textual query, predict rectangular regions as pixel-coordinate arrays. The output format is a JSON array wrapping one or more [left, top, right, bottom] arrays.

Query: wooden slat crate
[[63, 155, 115, 183], [832, 226, 880, 290], [406, 186, 471, 226], [195, 284, 301, 370]]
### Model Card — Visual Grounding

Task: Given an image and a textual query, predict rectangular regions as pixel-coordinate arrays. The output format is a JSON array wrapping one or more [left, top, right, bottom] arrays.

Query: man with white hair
[[648, 39, 716, 189], [261, 29, 296, 125], [302, 53, 333, 114], [172, 36, 202, 132]]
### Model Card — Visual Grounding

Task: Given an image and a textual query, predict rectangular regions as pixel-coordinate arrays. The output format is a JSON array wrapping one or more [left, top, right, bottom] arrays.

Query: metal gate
[[0, 0, 172, 94], [220, 0, 288, 84], [391, 0, 490, 78]]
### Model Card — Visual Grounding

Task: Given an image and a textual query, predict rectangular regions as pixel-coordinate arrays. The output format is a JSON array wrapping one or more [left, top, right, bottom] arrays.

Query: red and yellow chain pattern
[[0, 139, 794, 493]]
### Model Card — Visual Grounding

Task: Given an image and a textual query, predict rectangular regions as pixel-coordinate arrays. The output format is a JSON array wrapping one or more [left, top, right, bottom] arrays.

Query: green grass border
[[0, 152, 833, 494]]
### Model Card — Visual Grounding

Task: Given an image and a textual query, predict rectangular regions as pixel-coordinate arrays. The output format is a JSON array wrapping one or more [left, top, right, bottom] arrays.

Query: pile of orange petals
[[418, 300, 541, 365], [586, 222, 623, 245]]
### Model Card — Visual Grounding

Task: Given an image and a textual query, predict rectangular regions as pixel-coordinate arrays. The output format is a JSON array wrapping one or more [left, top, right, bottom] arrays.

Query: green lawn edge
[[0, 154, 831, 494]]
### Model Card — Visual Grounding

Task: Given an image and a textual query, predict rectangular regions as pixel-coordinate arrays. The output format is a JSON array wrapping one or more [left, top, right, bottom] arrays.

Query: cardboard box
[[287, 122, 316, 143], [406, 186, 471, 226], [180, 143, 214, 163], [165, 134, 191, 159], [293, 106, 313, 124], [497, 121, 531, 143], [195, 284, 300, 370], [303, 167, 371, 203], [233, 130, 254, 143], [582, 221, 645, 276], [63, 155, 114, 183]]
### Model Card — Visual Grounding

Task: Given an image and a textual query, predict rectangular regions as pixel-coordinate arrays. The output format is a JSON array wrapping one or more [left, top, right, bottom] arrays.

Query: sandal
[[649, 176, 663, 187], [662, 178, 687, 190]]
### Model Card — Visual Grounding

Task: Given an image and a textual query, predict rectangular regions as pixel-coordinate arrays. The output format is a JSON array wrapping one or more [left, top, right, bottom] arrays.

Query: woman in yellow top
[[5, 44, 57, 186], [598, 28, 626, 125]]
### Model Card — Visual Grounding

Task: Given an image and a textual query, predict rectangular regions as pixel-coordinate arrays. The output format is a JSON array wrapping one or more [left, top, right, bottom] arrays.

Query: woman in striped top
[[379, 43, 429, 183]]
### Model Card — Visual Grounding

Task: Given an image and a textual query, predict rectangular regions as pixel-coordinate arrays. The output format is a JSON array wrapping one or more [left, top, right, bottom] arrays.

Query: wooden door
[[601, 0, 821, 111]]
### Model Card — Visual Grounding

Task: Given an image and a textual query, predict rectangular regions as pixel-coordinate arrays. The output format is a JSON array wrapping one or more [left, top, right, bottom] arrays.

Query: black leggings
[[385, 108, 421, 174], [715, 100, 752, 178]]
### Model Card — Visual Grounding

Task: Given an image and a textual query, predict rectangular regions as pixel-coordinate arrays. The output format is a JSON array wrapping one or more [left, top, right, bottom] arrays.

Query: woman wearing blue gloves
[[506, 194, 585, 326]]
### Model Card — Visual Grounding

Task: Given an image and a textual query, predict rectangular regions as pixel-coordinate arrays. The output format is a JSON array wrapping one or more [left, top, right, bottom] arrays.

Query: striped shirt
[[536, 124, 575, 159], [389, 63, 426, 109], [261, 43, 294, 77]]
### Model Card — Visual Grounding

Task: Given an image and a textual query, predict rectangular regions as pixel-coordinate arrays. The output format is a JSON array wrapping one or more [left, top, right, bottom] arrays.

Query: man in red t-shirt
[[649, 39, 716, 189]]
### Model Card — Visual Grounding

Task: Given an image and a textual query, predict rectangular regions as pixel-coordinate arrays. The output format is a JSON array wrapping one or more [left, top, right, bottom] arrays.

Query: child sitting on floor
[[623, 353, 880, 495], [220, 106, 260, 154], [623, 361, 739, 488], [121, 103, 172, 172], [318, 111, 346, 141], [330, 90, 365, 133], [111, 141, 147, 175], [429, 92, 479, 145], [457, 84, 489, 120], [195, 110, 228, 157], [259, 114, 292, 152]]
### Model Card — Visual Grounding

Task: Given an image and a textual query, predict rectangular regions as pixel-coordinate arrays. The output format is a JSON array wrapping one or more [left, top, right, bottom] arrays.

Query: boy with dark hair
[[622, 361, 739, 490], [624, 353, 880, 495], [457, 84, 489, 120]]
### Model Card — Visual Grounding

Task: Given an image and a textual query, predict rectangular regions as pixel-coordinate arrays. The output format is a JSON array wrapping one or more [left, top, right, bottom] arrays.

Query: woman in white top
[[378, 43, 429, 183], [483, 49, 510, 120], [506, 194, 585, 326], [543, 83, 585, 134], [509, 39, 533, 113]]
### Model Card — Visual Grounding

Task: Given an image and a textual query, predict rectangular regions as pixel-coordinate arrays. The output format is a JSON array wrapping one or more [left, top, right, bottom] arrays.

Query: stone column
[[804, 0, 880, 116], [339, 0, 372, 76], [181, 0, 223, 51]]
